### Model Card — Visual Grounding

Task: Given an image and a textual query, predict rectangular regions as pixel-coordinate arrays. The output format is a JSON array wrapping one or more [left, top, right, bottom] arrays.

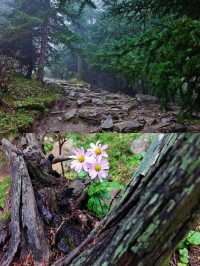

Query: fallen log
[[53, 133, 200, 266]]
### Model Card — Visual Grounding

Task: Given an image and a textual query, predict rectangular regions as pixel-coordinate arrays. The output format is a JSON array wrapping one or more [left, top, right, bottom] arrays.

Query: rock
[[136, 94, 159, 104], [57, 116, 62, 121], [172, 124, 187, 132], [92, 98, 104, 105], [64, 109, 77, 121], [161, 117, 175, 125], [114, 121, 144, 132], [130, 134, 152, 154], [78, 108, 102, 120], [145, 118, 157, 126], [101, 115, 113, 130], [68, 91, 77, 98], [77, 98, 91, 106]]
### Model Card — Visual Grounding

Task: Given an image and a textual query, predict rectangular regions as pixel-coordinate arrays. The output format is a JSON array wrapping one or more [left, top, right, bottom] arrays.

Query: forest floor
[[0, 75, 61, 139], [32, 79, 200, 138]]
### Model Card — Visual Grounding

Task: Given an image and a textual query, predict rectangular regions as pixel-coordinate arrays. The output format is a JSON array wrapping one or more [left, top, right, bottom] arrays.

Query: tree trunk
[[77, 55, 84, 80], [37, 15, 50, 82], [0, 134, 96, 266], [0, 138, 50, 266], [53, 133, 200, 266]]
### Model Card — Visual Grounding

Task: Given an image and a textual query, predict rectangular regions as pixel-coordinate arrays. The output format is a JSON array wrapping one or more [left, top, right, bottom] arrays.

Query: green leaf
[[186, 231, 200, 246], [78, 171, 87, 179], [179, 248, 189, 264]]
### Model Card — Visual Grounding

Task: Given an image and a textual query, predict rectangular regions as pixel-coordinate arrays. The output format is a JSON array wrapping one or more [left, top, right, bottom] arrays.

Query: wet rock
[[77, 98, 91, 106], [172, 124, 187, 132], [101, 115, 113, 130], [92, 98, 104, 105], [68, 91, 77, 98], [161, 117, 176, 125], [114, 121, 144, 132], [64, 109, 77, 121], [136, 94, 159, 104], [145, 118, 157, 126]]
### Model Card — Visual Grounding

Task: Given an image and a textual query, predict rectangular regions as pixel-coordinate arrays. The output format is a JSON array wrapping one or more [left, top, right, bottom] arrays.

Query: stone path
[[33, 79, 200, 137]]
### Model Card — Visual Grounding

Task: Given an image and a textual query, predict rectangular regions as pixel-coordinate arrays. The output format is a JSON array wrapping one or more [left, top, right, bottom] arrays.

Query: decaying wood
[[0, 139, 49, 266], [53, 133, 200, 266], [0, 133, 96, 266]]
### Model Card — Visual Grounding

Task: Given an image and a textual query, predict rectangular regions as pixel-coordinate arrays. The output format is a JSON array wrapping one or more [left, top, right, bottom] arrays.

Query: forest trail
[[32, 79, 200, 138]]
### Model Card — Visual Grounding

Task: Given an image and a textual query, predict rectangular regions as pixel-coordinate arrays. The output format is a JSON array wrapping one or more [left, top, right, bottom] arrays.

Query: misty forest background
[[0, 0, 200, 115]]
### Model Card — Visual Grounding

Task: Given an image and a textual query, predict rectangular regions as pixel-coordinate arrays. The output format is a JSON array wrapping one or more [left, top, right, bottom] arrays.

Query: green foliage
[[0, 176, 11, 210], [185, 231, 200, 246], [87, 181, 123, 218], [0, 176, 11, 222], [44, 143, 54, 154], [0, 74, 60, 137], [105, 0, 200, 20], [66, 133, 143, 183], [90, 16, 200, 112], [177, 230, 200, 265]]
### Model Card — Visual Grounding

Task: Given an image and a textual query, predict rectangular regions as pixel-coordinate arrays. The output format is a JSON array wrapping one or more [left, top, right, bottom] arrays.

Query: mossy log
[[53, 133, 200, 266]]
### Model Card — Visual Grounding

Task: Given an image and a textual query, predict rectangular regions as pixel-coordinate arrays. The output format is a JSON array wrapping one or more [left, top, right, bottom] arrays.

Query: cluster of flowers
[[70, 141, 109, 181]]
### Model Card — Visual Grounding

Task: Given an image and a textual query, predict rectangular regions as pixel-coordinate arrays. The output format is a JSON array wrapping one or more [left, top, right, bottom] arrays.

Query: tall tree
[[0, 0, 96, 81]]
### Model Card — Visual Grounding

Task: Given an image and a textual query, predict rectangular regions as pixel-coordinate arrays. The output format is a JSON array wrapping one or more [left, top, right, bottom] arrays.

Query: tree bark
[[0, 138, 50, 266], [37, 9, 50, 82], [53, 133, 200, 266], [0, 133, 96, 265], [77, 55, 84, 80]]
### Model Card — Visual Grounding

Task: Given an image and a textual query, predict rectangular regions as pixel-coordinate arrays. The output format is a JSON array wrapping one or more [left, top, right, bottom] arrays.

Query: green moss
[[0, 110, 34, 135], [0, 176, 11, 209], [0, 176, 11, 221], [0, 74, 61, 138]]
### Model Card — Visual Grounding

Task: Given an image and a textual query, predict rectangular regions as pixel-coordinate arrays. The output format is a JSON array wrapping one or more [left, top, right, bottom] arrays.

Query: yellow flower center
[[95, 164, 102, 172], [78, 155, 85, 163], [95, 147, 102, 155]]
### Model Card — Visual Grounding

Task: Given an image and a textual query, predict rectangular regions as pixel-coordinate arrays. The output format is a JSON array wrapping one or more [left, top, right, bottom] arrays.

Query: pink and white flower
[[88, 141, 108, 159], [88, 157, 109, 181], [70, 147, 92, 173]]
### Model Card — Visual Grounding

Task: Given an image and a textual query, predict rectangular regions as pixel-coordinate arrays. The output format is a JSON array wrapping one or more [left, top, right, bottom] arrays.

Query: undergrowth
[[0, 74, 61, 137], [0, 176, 11, 221]]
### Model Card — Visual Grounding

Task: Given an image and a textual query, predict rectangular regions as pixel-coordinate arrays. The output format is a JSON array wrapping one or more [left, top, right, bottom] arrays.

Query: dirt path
[[32, 79, 200, 138]]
